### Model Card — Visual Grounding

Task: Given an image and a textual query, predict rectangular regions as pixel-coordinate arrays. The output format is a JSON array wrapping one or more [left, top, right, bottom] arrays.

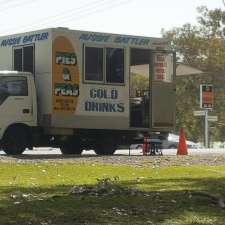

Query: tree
[[131, 73, 149, 95], [163, 6, 225, 142]]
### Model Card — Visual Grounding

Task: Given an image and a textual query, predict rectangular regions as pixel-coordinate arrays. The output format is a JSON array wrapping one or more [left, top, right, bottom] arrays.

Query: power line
[[24, 0, 111, 28], [54, 0, 133, 29], [0, 0, 110, 34], [0, 0, 37, 14], [0, 0, 19, 5], [1, 0, 133, 35], [32, 0, 131, 29]]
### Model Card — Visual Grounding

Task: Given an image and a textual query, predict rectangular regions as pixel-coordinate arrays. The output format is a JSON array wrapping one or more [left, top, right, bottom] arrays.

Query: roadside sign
[[207, 115, 218, 122], [193, 110, 205, 116], [200, 84, 213, 109]]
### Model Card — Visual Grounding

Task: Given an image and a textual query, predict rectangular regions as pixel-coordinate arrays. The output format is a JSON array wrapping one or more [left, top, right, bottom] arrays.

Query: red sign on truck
[[153, 53, 173, 82]]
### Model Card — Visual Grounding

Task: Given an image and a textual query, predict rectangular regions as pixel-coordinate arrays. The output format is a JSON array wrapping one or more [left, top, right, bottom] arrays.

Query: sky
[[0, 0, 224, 37]]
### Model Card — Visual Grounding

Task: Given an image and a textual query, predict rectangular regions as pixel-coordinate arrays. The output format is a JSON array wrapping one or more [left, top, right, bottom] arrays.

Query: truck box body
[[0, 28, 175, 135]]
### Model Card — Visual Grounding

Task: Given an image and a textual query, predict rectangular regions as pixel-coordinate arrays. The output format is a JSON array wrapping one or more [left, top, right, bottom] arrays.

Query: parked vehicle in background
[[130, 133, 200, 150], [161, 133, 200, 149]]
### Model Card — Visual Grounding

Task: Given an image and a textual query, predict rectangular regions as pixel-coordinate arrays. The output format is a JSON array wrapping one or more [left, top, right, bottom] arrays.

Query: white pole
[[205, 110, 209, 148]]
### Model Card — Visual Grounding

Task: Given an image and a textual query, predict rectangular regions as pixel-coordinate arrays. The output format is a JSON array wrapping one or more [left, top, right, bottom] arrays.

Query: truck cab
[[0, 71, 37, 154]]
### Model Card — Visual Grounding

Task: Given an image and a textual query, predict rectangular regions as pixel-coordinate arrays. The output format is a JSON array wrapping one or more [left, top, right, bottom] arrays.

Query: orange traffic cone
[[142, 137, 149, 155], [177, 128, 188, 155]]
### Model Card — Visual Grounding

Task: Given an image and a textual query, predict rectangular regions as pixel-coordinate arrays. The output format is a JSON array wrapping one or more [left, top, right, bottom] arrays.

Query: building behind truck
[[0, 27, 176, 155]]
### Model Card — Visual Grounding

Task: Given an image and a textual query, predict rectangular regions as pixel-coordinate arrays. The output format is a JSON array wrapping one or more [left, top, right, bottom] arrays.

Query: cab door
[[0, 75, 33, 125], [150, 51, 176, 131]]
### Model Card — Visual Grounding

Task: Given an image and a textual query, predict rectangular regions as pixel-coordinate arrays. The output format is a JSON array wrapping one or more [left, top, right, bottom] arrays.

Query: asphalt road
[[1, 147, 225, 156]]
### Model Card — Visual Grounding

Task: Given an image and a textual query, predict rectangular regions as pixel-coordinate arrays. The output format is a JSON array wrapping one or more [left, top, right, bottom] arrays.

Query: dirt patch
[[1, 154, 225, 167]]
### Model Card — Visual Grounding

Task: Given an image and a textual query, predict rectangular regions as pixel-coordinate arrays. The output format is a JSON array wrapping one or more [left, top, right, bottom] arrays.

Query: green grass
[[0, 162, 225, 224]]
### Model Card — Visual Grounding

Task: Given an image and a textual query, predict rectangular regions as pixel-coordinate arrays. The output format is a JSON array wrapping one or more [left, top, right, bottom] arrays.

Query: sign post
[[199, 84, 213, 148], [204, 110, 209, 148]]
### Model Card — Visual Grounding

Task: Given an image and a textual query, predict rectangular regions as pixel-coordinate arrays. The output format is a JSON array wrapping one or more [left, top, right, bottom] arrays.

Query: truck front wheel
[[2, 127, 28, 155]]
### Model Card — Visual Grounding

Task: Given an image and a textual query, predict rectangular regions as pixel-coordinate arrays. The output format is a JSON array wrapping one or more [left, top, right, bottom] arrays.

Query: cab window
[[0, 76, 28, 97]]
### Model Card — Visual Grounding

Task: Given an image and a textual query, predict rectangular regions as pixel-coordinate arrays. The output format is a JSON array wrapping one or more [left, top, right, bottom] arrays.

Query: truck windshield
[[0, 76, 28, 105]]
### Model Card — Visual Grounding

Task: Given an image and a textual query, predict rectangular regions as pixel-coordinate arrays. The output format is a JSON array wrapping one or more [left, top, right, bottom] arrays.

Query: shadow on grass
[[0, 177, 225, 225]]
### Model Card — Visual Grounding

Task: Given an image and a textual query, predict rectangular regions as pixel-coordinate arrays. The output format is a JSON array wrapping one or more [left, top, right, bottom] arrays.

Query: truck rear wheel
[[2, 127, 28, 155], [94, 137, 117, 155], [60, 139, 83, 155]]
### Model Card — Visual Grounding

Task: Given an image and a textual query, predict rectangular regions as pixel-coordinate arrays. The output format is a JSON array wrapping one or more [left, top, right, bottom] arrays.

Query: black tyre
[[60, 139, 83, 155], [2, 127, 28, 155], [94, 137, 117, 155]]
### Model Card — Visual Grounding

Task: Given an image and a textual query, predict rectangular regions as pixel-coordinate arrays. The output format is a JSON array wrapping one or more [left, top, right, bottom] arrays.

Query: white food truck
[[0, 27, 176, 155]]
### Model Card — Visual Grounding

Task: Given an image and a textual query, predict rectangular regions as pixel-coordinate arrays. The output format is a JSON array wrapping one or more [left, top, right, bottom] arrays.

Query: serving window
[[106, 48, 124, 84], [84, 45, 125, 85], [85, 47, 103, 82]]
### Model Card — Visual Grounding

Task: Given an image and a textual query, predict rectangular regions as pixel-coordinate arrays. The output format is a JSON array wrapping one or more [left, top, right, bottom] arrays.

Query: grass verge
[[0, 162, 225, 224]]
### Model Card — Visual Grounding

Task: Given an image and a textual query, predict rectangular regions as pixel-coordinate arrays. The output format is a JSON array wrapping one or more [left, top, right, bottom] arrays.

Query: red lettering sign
[[154, 54, 166, 81]]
